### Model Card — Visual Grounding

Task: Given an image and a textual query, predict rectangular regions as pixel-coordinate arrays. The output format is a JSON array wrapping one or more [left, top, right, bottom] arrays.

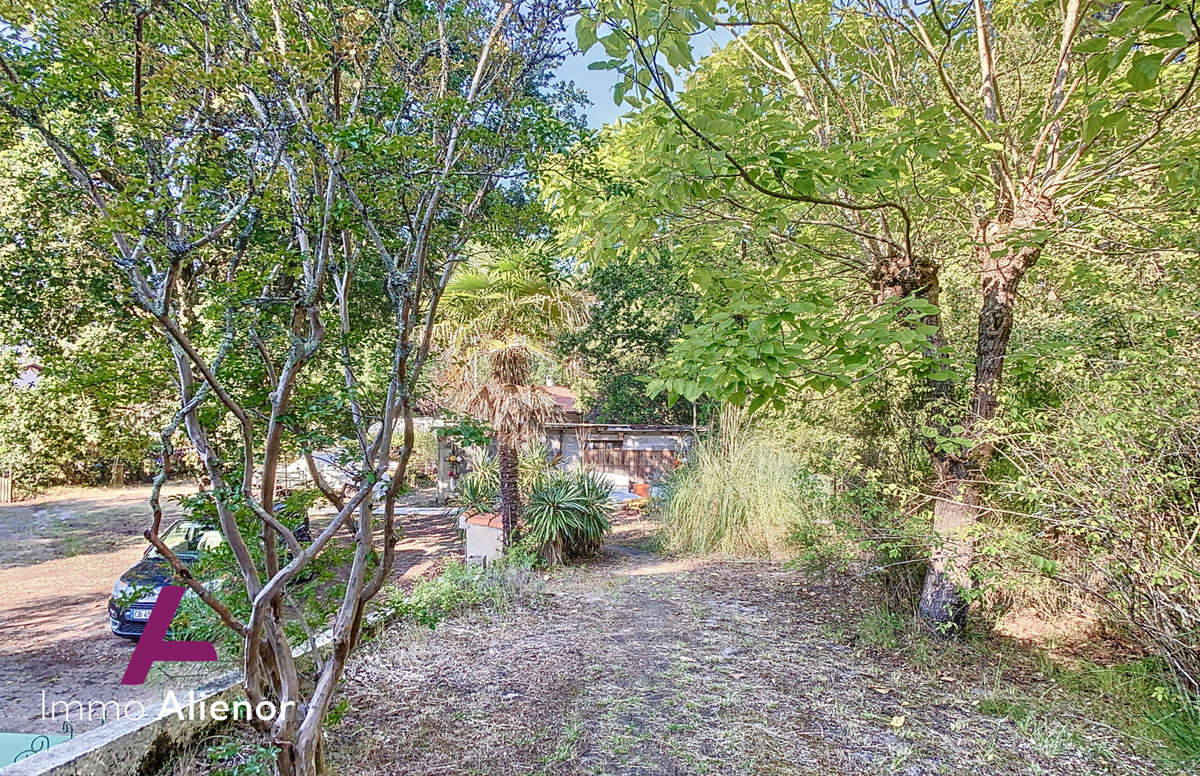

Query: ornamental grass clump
[[658, 406, 819, 558]]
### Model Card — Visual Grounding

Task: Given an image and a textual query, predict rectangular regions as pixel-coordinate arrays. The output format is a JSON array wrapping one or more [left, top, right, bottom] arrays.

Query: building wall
[[546, 426, 695, 484]]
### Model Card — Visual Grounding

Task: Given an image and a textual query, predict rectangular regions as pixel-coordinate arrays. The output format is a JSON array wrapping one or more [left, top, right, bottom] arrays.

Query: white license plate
[[127, 608, 153, 621]]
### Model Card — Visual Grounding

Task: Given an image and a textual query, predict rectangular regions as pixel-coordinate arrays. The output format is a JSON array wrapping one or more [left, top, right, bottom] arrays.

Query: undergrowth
[[1044, 658, 1200, 771], [380, 555, 541, 629]]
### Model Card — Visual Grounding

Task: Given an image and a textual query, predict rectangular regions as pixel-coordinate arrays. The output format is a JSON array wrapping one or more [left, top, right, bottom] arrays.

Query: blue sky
[[557, 48, 626, 129]]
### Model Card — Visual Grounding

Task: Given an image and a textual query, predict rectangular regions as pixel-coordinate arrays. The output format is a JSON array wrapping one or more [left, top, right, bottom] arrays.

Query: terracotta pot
[[631, 482, 651, 499]]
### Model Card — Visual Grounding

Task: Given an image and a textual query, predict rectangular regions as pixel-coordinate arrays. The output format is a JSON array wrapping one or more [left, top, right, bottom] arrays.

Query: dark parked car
[[108, 519, 223, 639], [109, 508, 312, 638]]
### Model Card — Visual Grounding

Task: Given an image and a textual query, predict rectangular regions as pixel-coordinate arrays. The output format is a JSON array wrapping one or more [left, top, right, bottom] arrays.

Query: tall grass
[[657, 406, 829, 557]]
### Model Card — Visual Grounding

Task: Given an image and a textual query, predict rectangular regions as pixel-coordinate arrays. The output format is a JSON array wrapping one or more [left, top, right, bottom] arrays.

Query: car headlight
[[112, 578, 130, 598]]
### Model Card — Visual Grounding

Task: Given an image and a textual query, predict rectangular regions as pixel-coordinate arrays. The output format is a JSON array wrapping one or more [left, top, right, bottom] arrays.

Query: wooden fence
[[581, 448, 678, 483]]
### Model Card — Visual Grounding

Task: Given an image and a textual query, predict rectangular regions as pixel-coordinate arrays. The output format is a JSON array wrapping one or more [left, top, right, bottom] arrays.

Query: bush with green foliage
[[0, 345, 172, 490], [383, 557, 540, 628], [992, 372, 1200, 691]]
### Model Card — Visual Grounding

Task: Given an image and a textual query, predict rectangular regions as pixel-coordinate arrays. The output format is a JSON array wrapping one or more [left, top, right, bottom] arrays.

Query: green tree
[[557, 248, 710, 424], [0, 1, 576, 772], [570, 0, 1200, 631], [438, 248, 587, 544]]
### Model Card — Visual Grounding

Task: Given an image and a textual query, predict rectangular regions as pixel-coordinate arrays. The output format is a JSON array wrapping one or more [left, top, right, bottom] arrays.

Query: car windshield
[[148, 520, 223, 559]]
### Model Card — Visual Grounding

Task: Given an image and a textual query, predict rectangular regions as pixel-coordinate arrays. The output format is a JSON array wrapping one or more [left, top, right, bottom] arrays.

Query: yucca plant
[[452, 444, 560, 518], [524, 469, 613, 565], [454, 472, 499, 516], [518, 440, 556, 495], [451, 447, 500, 517]]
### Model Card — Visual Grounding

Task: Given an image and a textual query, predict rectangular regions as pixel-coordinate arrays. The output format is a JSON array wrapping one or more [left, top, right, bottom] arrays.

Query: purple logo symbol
[[121, 586, 217, 685]]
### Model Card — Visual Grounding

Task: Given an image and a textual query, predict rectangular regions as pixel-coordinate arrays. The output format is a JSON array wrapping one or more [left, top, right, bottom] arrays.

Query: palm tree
[[436, 248, 586, 545]]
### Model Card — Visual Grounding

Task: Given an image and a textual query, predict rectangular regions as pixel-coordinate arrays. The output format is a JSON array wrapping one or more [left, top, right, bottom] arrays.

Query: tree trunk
[[280, 731, 323, 776], [497, 438, 520, 546], [917, 457, 978, 630], [916, 191, 1053, 632]]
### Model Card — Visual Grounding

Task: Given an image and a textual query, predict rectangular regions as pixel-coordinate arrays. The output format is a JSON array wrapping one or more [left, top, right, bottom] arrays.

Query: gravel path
[[328, 523, 1169, 776]]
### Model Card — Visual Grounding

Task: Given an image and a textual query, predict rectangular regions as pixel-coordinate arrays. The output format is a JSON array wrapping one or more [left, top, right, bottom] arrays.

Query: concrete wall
[[547, 431, 583, 469], [464, 523, 503, 565]]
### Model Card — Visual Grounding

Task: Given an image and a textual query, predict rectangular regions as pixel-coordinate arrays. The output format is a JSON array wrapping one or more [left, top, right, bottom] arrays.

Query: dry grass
[[324, 544, 1172, 775], [656, 407, 826, 558]]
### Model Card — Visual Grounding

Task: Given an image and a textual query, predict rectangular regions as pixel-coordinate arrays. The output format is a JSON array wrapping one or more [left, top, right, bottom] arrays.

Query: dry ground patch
[[325, 548, 1167, 776]]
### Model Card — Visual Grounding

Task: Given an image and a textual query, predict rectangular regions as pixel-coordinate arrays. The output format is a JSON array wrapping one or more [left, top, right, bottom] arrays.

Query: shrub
[[524, 468, 613, 564], [383, 558, 540, 627], [517, 440, 556, 493], [998, 386, 1200, 692], [402, 430, 438, 488], [657, 405, 836, 557], [451, 442, 559, 516], [454, 469, 498, 516]]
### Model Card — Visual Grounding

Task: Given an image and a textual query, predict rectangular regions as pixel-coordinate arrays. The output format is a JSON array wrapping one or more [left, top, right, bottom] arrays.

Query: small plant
[[59, 535, 85, 557], [383, 558, 539, 627], [524, 468, 613, 564], [454, 470, 498, 515], [857, 604, 907, 649], [204, 738, 279, 776], [324, 698, 350, 726]]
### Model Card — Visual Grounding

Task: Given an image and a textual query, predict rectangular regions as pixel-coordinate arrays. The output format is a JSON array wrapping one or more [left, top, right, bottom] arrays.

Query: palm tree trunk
[[497, 438, 520, 546]]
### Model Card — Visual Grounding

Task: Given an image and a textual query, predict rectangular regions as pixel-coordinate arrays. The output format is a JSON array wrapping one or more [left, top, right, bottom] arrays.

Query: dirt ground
[[0, 484, 461, 736], [325, 516, 1171, 776]]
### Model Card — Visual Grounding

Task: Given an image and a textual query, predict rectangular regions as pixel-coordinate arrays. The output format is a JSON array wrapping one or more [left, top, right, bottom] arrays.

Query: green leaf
[[1072, 36, 1109, 54], [1127, 53, 1163, 91], [1149, 34, 1188, 48], [576, 16, 598, 54], [600, 33, 626, 58]]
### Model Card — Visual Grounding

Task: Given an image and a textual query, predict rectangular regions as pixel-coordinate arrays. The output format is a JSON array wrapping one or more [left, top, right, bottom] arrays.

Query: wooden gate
[[581, 448, 677, 483]]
